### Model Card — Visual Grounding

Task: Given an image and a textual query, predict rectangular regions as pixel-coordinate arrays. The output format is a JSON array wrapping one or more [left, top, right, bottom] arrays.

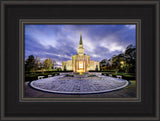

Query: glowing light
[[120, 61, 124, 65], [77, 70, 84, 75], [79, 61, 83, 69], [120, 61, 125, 69]]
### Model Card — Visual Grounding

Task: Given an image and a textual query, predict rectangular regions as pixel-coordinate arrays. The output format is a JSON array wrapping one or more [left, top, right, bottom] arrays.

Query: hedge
[[25, 72, 60, 82], [101, 72, 136, 80]]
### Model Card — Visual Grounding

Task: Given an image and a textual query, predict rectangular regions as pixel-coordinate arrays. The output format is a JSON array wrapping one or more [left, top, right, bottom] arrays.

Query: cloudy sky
[[25, 24, 136, 65]]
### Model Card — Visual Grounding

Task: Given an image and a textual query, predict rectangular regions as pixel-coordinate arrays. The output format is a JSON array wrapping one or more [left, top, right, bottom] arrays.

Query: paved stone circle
[[30, 75, 129, 94]]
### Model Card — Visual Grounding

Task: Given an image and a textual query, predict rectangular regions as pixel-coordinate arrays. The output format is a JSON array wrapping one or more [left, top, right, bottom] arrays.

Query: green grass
[[125, 80, 136, 89]]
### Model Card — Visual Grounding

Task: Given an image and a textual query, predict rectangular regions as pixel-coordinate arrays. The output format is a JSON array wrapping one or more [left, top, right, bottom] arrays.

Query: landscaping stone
[[30, 75, 128, 94]]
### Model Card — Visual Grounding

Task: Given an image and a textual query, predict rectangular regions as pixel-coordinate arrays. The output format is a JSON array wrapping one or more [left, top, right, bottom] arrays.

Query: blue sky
[[25, 24, 136, 65]]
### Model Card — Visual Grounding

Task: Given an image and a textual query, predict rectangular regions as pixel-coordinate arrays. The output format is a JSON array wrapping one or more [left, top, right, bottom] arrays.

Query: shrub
[[88, 74, 97, 77], [73, 72, 79, 75], [122, 74, 136, 80], [65, 74, 74, 77], [101, 72, 136, 80], [25, 73, 40, 81], [25, 71, 60, 82]]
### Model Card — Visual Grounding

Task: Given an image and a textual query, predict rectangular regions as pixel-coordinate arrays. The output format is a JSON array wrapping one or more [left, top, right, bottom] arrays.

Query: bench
[[109, 74, 112, 77], [48, 75, 52, 77], [116, 75, 122, 79], [38, 76, 44, 80]]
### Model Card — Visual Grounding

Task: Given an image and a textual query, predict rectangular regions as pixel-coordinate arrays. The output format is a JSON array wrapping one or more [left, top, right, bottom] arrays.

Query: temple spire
[[78, 33, 84, 55], [79, 32, 83, 45]]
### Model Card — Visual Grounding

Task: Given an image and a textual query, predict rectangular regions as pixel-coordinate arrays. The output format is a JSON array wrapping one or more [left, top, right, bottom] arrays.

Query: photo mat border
[[19, 19, 141, 102], [1, 0, 159, 121]]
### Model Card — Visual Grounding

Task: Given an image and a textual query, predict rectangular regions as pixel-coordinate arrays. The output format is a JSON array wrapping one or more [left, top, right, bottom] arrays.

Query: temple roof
[[79, 33, 83, 45]]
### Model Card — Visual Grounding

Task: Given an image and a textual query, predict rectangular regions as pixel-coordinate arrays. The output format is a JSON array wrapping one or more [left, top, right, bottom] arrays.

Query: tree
[[64, 65, 66, 71], [99, 44, 136, 74], [110, 44, 136, 73], [25, 55, 36, 72], [100, 59, 112, 71], [124, 44, 136, 73], [57, 68, 62, 71], [43, 58, 53, 71], [52, 60, 57, 69], [95, 65, 98, 71], [112, 54, 122, 73], [100, 59, 108, 71], [35, 56, 41, 70]]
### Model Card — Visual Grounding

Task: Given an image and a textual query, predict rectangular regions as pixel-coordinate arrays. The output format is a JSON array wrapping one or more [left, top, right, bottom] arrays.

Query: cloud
[[125, 25, 136, 29], [99, 35, 125, 52], [25, 25, 136, 64]]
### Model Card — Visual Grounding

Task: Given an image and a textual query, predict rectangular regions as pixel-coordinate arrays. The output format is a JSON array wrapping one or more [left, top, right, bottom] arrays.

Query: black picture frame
[[0, 0, 159, 121]]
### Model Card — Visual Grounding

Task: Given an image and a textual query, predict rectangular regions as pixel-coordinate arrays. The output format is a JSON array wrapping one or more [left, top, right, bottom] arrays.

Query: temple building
[[62, 34, 100, 73]]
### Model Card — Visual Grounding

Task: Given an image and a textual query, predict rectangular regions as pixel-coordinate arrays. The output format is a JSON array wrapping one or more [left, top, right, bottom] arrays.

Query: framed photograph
[[1, 0, 159, 121], [20, 19, 141, 102]]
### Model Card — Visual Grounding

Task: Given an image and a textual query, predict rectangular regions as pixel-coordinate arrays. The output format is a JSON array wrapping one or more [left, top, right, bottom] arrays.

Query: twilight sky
[[25, 24, 136, 65]]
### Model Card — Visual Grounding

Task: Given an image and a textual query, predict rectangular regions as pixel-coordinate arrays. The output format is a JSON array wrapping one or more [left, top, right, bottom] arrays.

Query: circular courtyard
[[30, 74, 129, 94]]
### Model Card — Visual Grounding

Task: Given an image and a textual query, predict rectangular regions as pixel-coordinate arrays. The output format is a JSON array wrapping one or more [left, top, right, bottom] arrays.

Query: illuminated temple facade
[[62, 34, 100, 73]]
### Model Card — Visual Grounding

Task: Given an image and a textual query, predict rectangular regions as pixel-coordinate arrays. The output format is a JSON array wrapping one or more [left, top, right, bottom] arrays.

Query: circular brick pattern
[[30, 75, 128, 94]]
